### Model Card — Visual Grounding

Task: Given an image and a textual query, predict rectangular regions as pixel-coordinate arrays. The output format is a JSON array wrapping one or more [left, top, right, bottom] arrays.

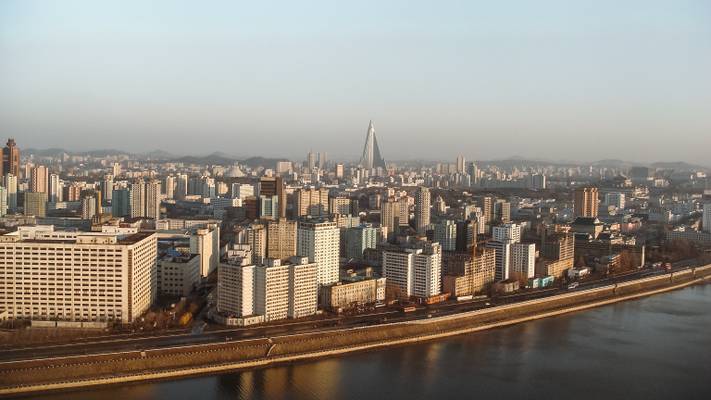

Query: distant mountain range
[[481, 157, 709, 171], [24, 148, 288, 169], [22, 148, 709, 171]]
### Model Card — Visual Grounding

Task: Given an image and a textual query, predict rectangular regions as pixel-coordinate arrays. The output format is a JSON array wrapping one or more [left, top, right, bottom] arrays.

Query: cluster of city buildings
[[0, 126, 708, 327]]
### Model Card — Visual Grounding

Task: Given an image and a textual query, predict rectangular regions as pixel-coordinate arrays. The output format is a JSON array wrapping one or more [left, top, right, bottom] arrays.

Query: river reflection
[[40, 285, 711, 400]]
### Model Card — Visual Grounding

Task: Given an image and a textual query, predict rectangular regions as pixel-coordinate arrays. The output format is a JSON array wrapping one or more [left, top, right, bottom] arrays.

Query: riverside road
[[0, 261, 698, 364]]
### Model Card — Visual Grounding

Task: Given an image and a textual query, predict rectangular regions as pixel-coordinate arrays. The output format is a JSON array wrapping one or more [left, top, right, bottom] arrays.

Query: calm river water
[[40, 284, 711, 400]]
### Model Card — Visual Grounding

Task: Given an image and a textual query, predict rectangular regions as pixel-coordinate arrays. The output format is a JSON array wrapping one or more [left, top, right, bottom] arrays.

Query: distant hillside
[[241, 156, 288, 168], [171, 152, 238, 165], [590, 159, 644, 169], [144, 150, 176, 160], [650, 161, 709, 171], [25, 148, 129, 158]]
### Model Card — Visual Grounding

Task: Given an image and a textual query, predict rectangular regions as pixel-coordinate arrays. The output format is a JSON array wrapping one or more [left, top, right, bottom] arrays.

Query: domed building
[[225, 164, 246, 178]]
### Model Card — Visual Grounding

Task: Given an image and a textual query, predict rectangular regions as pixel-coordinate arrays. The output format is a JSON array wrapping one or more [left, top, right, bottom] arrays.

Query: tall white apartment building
[[4, 174, 17, 211], [510, 243, 536, 279], [485, 240, 512, 281], [145, 180, 161, 220], [414, 187, 431, 234], [217, 258, 255, 317], [488, 223, 524, 281], [48, 173, 61, 203], [297, 220, 340, 287], [217, 256, 317, 323], [254, 259, 290, 322], [382, 242, 441, 299], [129, 181, 146, 218], [0, 226, 157, 323], [190, 223, 220, 277], [287, 256, 318, 319], [164, 175, 175, 199]]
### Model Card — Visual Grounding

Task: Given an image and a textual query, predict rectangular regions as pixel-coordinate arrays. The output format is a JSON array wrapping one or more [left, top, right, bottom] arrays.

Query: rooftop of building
[[0, 225, 155, 245], [160, 252, 198, 263], [571, 216, 604, 226]]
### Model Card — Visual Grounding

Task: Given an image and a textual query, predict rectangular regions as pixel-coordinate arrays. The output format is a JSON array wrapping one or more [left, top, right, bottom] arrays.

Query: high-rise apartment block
[[297, 220, 340, 287], [487, 223, 524, 281], [287, 256, 319, 319], [295, 188, 329, 217], [4, 174, 17, 211], [217, 256, 318, 323], [510, 243, 536, 279], [493, 223, 522, 243], [414, 187, 431, 234], [254, 259, 290, 322], [344, 224, 379, 260], [129, 181, 145, 218], [48, 174, 61, 203], [24, 192, 47, 217], [2, 139, 20, 177], [574, 187, 599, 218], [30, 165, 48, 193], [381, 197, 408, 237], [190, 223, 220, 277], [81, 195, 97, 220], [112, 188, 130, 217], [703, 203, 711, 233], [245, 223, 267, 265], [259, 176, 286, 219], [382, 241, 442, 299], [433, 220, 457, 251], [217, 258, 255, 318], [329, 195, 352, 215], [267, 218, 297, 261], [0, 186, 7, 217]]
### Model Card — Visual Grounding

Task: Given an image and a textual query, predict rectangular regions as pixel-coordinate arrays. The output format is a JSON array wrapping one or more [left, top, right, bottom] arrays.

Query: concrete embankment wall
[[1, 265, 709, 396]]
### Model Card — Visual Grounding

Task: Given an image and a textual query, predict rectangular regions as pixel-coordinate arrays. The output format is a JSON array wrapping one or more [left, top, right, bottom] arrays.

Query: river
[[41, 284, 711, 400]]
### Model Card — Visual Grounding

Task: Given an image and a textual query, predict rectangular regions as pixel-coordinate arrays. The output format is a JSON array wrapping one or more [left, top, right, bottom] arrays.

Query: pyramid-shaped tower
[[359, 120, 386, 169]]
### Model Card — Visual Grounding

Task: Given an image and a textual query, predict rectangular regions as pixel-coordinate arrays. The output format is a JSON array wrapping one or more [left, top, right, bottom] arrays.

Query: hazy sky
[[1, 1, 710, 164]]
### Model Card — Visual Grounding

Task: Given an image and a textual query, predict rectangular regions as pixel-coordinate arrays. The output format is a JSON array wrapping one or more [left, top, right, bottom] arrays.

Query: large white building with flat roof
[[287, 256, 318, 319], [254, 259, 290, 322], [0, 225, 157, 323], [382, 241, 442, 299], [217, 258, 255, 318], [297, 220, 340, 287]]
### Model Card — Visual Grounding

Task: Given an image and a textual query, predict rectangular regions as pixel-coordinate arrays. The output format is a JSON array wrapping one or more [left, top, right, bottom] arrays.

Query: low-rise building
[[321, 277, 386, 312], [535, 257, 574, 278], [158, 252, 200, 297]]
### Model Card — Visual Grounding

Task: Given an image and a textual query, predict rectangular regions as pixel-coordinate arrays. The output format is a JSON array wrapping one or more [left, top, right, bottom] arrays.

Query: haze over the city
[[1, 0, 710, 164]]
